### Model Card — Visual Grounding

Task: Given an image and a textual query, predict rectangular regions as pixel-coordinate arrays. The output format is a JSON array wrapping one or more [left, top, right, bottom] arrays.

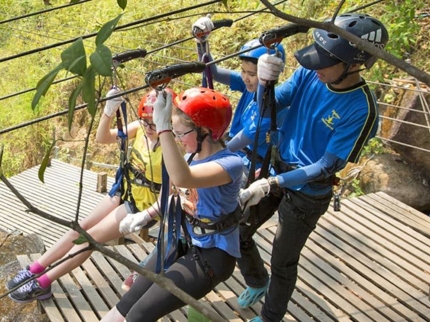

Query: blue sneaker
[[248, 317, 263, 322], [6, 266, 34, 290], [9, 280, 52, 303], [238, 279, 270, 308]]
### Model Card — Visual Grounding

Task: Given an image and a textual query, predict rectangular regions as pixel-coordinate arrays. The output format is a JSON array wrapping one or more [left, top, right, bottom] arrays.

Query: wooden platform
[[0, 159, 115, 248], [2, 160, 430, 321]]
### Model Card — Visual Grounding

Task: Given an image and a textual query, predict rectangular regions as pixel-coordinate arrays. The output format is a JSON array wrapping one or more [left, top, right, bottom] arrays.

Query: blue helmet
[[239, 38, 285, 63]]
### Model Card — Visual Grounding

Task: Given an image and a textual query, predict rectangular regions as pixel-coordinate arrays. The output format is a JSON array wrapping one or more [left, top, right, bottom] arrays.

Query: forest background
[[0, 0, 428, 179]]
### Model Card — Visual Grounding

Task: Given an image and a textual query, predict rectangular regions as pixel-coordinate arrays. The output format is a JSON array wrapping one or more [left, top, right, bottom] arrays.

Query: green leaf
[[32, 64, 63, 110], [117, 0, 127, 10], [95, 14, 122, 47], [82, 66, 96, 117], [61, 38, 87, 76], [90, 44, 113, 76], [73, 234, 88, 245], [68, 82, 83, 132], [38, 140, 56, 183]]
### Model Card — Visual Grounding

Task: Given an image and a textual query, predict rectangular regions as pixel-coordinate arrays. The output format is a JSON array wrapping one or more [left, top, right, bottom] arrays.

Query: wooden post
[[96, 172, 108, 193], [139, 228, 150, 242]]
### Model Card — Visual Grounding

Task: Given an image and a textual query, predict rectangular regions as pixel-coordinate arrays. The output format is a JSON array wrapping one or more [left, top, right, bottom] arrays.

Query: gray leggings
[[116, 246, 236, 322]]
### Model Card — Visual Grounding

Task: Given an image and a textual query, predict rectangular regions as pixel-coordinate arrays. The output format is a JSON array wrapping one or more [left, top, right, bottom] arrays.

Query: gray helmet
[[295, 13, 389, 70]]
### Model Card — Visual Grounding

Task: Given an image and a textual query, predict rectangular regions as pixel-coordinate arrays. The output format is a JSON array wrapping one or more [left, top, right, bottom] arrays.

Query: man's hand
[[257, 54, 285, 85], [153, 90, 173, 134], [104, 87, 124, 117], [239, 178, 270, 212], [119, 210, 152, 235], [192, 15, 214, 42]]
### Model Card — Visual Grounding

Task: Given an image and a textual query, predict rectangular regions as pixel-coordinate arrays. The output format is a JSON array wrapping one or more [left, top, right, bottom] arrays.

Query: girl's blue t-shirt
[[183, 149, 243, 258]]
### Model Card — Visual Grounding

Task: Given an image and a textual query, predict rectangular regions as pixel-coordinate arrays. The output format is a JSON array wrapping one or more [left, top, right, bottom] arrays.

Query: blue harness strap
[[108, 101, 128, 197], [155, 158, 184, 273]]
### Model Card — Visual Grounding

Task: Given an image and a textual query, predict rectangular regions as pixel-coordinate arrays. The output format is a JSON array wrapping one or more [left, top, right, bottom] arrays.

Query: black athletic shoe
[[6, 266, 34, 290], [9, 280, 52, 303]]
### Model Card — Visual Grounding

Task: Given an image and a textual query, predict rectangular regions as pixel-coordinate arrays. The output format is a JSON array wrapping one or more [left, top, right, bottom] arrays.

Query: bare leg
[[36, 195, 121, 268], [100, 306, 126, 322], [44, 203, 128, 282]]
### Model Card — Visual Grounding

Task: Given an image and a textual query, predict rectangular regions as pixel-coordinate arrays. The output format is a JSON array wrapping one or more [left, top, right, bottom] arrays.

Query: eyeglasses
[[172, 129, 194, 139], [141, 119, 156, 131]]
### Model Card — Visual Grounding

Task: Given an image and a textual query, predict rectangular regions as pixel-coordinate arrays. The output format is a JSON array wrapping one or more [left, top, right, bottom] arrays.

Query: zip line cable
[[0, 84, 150, 135], [0, 0, 221, 64], [0, 76, 78, 101], [0, 0, 92, 25], [0, 1, 288, 102]]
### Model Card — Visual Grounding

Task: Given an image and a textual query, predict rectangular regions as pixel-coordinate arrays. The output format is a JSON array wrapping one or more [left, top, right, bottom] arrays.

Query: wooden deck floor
[[2, 160, 430, 321]]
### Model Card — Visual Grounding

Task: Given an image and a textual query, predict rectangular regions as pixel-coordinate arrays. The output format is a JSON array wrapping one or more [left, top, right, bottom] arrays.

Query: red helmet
[[174, 87, 232, 140], [138, 88, 177, 118]]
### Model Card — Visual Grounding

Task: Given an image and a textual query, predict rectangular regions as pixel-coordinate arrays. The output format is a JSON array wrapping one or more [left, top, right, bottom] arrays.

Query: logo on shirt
[[322, 110, 340, 130]]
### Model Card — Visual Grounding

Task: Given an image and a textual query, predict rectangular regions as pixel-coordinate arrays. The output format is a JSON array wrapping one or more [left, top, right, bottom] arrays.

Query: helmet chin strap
[[189, 128, 210, 161], [330, 63, 364, 85]]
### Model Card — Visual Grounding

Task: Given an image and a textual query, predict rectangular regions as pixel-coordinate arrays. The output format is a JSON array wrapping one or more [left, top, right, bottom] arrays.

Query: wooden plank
[[16, 254, 65, 322], [89, 251, 125, 297], [108, 245, 138, 279], [345, 197, 430, 260], [56, 273, 99, 322], [70, 265, 110, 319], [306, 222, 424, 320], [337, 201, 430, 285], [81, 257, 120, 308], [322, 208, 430, 308], [365, 192, 430, 237], [301, 239, 404, 321]]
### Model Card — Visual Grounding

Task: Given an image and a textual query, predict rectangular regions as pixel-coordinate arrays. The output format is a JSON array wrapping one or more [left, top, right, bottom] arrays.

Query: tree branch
[[259, 0, 430, 87]]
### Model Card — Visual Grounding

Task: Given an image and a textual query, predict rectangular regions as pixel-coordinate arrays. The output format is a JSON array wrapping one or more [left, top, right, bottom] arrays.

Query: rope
[[0, 84, 149, 135], [0, 0, 92, 25], [0, 1, 289, 102], [0, 0, 221, 64]]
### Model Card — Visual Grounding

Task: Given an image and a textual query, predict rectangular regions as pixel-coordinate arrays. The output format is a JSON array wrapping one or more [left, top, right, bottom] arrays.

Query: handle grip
[[193, 19, 234, 42], [145, 62, 206, 89], [259, 23, 309, 47], [213, 19, 233, 29], [112, 49, 147, 64]]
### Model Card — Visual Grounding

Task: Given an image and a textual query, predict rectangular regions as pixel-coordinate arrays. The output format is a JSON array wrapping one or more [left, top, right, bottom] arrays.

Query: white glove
[[192, 15, 214, 42], [239, 178, 270, 212], [104, 87, 124, 117], [257, 54, 285, 85], [119, 210, 152, 235], [153, 90, 173, 133]]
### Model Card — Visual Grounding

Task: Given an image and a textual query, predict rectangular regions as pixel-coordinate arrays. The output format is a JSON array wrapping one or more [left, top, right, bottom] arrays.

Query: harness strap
[[184, 205, 242, 236], [126, 163, 161, 192], [181, 214, 215, 279], [108, 101, 128, 197], [243, 147, 264, 163]]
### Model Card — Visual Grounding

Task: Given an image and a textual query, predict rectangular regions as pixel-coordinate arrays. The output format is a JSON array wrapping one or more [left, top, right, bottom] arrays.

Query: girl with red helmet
[[8, 88, 177, 303], [102, 87, 244, 322]]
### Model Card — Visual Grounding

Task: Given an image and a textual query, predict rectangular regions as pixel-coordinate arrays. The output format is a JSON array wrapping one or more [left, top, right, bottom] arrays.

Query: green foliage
[[348, 178, 364, 198], [361, 138, 386, 157], [73, 233, 89, 245], [383, 0, 424, 60], [1, 0, 429, 178]]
